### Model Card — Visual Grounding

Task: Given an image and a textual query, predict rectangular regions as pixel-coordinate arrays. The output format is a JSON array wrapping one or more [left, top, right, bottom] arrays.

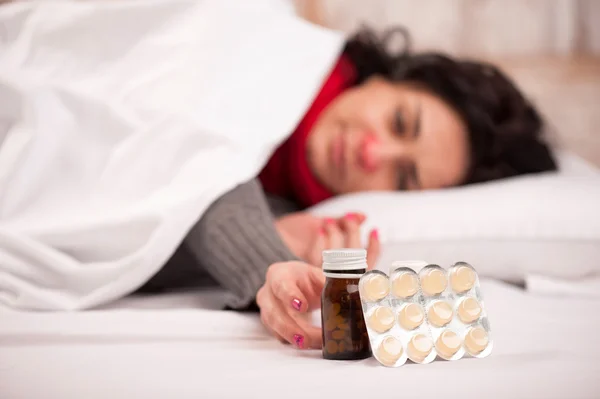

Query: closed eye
[[398, 164, 419, 191], [414, 102, 422, 138], [398, 170, 408, 191], [394, 109, 406, 135]]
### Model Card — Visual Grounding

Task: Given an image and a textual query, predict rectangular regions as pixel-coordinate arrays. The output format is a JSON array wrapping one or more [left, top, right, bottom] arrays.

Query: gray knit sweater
[[139, 178, 301, 309]]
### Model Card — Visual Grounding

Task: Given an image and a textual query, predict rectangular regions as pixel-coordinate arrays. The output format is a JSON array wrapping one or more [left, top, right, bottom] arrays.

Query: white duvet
[[0, 0, 344, 310]]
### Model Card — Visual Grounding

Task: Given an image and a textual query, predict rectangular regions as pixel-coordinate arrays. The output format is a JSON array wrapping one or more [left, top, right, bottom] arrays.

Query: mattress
[[1, 279, 599, 399]]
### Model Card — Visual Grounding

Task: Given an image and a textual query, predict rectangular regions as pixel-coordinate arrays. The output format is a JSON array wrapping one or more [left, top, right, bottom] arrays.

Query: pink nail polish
[[325, 218, 335, 225], [345, 213, 356, 220], [291, 298, 302, 311], [293, 334, 304, 349], [371, 229, 379, 240]]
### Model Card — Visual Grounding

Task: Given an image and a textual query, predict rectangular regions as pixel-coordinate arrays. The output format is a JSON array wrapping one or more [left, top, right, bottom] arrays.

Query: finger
[[267, 266, 311, 313], [340, 213, 362, 248], [261, 313, 288, 344], [333, 212, 366, 227], [257, 286, 288, 344], [366, 229, 381, 270], [260, 307, 298, 346], [297, 264, 327, 311], [324, 218, 344, 249], [264, 288, 322, 349], [306, 227, 326, 267], [350, 212, 367, 225]]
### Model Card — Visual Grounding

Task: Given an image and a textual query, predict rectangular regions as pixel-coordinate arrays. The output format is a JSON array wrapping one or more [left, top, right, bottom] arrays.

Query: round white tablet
[[450, 265, 476, 293], [361, 274, 390, 302], [407, 334, 433, 363], [376, 336, 404, 366], [427, 300, 453, 327], [391, 272, 419, 298], [420, 268, 447, 297], [464, 326, 489, 355], [398, 303, 425, 331], [457, 297, 482, 324], [368, 306, 395, 333], [435, 330, 462, 359]]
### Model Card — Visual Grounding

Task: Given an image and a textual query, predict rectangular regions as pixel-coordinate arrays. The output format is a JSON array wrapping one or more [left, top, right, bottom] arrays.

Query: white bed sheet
[[1, 279, 599, 399]]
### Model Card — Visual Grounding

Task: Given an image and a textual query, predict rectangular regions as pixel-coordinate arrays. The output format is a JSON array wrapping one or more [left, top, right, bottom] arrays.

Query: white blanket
[[0, 0, 344, 310]]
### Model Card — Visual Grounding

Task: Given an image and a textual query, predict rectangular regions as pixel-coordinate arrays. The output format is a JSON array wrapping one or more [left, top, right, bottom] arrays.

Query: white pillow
[[309, 151, 600, 282]]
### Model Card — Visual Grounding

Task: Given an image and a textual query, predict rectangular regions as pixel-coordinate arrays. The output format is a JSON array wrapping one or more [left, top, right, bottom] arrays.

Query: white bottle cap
[[390, 260, 428, 274], [322, 249, 367, 278]]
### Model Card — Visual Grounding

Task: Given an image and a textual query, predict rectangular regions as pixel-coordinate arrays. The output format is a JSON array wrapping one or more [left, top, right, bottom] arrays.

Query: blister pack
[[419, 262, 493, 360], [358, 266, 435, 367], [358, 261, 492, 367]]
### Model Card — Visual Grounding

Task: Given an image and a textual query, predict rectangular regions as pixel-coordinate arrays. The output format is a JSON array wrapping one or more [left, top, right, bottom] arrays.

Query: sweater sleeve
[[183, 178, 300, 310]]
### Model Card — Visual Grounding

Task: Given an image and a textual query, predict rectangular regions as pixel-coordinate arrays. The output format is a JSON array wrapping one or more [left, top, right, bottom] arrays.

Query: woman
[[141, 28, 557, 349]]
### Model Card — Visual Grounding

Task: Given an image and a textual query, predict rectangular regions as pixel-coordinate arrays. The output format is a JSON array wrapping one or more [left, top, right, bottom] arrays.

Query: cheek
[[308, 130, 332, 183], [374, 166, 398, 190], [349, 166, 398, 192]]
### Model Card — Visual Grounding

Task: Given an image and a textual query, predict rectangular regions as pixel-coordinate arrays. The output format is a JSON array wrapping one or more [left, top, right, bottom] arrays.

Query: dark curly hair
[[343, 27, 558, 185]]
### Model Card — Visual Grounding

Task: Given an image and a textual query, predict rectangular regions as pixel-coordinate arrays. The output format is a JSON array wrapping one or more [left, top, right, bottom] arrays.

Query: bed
[[1, 277, 599, 399], [1, 1, 600, 398], [3, 153, 599, 399]]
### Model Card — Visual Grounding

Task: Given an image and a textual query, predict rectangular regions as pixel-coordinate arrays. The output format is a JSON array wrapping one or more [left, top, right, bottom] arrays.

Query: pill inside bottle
[[450, 265, 477, 293], [464, 326, 489, 355], [376, 336, 404, 366], [427, 300, 453, 327], [435, 330, 462, 359], [407, 333, 433, 363], [361, 273, 390, 302], [457, 297, 482, 324], [398, 303, 425, 330], [420, 267, 447, 296], [368, 306, 395, 333], [391, 272, 419, 298]]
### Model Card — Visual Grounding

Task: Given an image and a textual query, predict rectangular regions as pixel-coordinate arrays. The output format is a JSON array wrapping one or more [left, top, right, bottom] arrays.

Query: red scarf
[[258, 54, 356, 208]]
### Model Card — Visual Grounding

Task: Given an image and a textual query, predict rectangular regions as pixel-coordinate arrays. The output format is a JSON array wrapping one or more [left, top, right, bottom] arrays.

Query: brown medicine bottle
[[321, 249, 371, 360]]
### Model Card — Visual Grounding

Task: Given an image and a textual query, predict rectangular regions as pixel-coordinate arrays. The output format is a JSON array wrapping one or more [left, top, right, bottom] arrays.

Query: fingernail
[[345, 213, 356, 220], [325, 218, 335, 225], [293, 334, 304, 349], [371, 229, 379, 240], [291, 298, 302, 311]]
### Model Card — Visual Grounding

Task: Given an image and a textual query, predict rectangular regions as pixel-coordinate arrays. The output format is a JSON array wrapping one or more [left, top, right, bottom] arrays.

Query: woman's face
[[306, 77, 470, 194]]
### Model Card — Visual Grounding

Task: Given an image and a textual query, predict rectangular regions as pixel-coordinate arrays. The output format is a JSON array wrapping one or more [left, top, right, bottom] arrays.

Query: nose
[[358, 132, 413, 173], [358, 133, 381, 173]]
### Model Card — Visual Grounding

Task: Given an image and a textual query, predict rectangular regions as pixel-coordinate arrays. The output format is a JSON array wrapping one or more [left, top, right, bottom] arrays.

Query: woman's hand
[[275, 212, 363, 262], [256, 261, 325, 349], [258, 214, 381, 348], [305, 213, 381, 269], [275, 212, 380, 267], [274, 212, 324, 262]]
